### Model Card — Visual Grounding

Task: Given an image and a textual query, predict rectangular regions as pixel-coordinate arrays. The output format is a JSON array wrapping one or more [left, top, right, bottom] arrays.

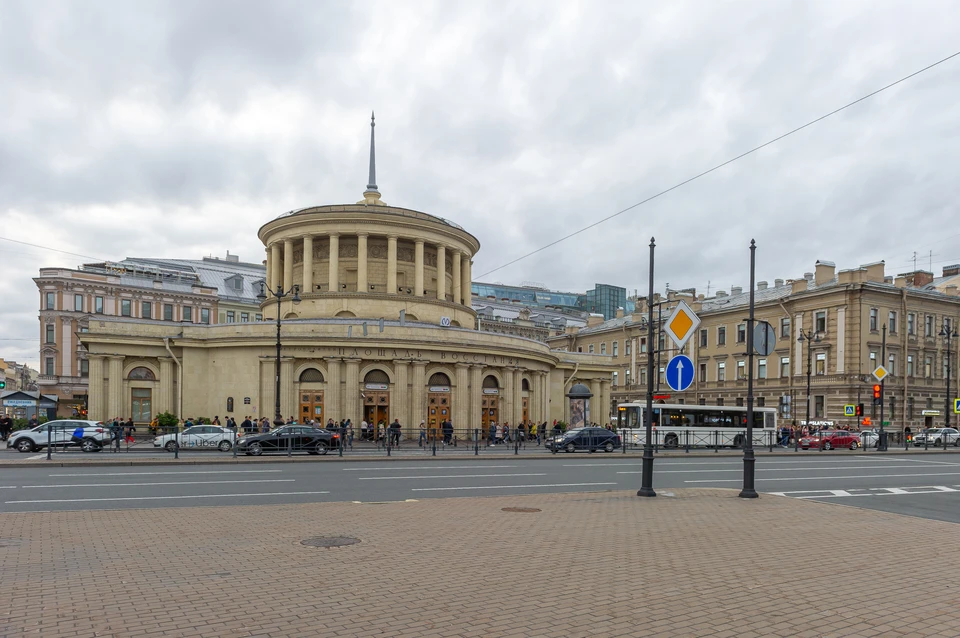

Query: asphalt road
[[4, 454, 960, 521]]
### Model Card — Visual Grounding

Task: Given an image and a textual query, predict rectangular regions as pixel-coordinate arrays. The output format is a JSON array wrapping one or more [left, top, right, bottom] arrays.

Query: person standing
[[389, 418, 402, 447], [0, 414, 12, 441], [124, 417, 136, 444], [110, 417, 122, 452], [442, 418, 453, 446], [418, 421, 427, 447]]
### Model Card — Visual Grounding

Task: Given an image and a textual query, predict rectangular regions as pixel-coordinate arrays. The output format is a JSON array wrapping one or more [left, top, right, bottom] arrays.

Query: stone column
[[302, 235, 313, 293], [411, 361, 427, 428], [436, 245, 446, 301], [589, 379, 602, 425], [461, 255, 472, 304], [503, 369, 514, 427], [158, 356, 174, 415], [328, 233, 340, 293], [455, 363, 470, 429], [394, 360, 410, 434], [530, 371, 541, 423], [260, 357, 275, 421], [283, 239, 293, 291], [270, 243, 281, 291], [265, 248, 273, 295], [540, 371, 550, 424], [469, 365, 483, 432], [280, 357, 295, 421], [325, 357, 342, 422], [513, 368, 523, 425], [452, 249, 462, 304], [107, 355, 124, 419], [414, 240, 424, 296], [600, 379, 611, 426], [87, 355, 105, 422], [344, 358, 360, 424], [357, 233, 368, 293], [387, 235, 398, 294]]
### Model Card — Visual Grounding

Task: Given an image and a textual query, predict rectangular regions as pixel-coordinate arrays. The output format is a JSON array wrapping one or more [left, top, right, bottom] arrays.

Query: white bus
[[616, 402, 778, 449]]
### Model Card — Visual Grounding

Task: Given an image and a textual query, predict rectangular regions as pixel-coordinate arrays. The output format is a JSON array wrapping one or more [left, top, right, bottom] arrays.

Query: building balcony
[[37, 375, 88, 387]]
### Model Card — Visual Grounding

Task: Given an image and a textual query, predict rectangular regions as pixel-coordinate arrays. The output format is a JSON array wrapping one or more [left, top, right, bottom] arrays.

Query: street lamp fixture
[[939, 320, 958, 431], [797, 328, 822, 452], [257, 282, 301, 425]]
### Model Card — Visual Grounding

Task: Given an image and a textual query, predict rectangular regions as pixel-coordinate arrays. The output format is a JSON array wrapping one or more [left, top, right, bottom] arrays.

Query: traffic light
[[873, 384, 882, 405], [0, 379, 5, 389], [855, 403, 864, 417]]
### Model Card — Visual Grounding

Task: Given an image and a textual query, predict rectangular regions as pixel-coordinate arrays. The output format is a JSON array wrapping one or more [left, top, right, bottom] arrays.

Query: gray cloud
[[2, 0, 960, 367]]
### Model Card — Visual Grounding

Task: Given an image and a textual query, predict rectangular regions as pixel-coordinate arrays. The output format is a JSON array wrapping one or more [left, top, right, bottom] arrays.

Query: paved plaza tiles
[[1, 489, 959, 637]]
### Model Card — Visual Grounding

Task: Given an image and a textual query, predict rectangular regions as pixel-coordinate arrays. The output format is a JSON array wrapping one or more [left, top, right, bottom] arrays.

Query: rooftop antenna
[[912, 251, 917, 272], [706, 280, 711, 296]]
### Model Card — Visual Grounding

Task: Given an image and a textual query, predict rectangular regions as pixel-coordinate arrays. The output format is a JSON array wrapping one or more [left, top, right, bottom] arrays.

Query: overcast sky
[[2, 1, 959, 369]]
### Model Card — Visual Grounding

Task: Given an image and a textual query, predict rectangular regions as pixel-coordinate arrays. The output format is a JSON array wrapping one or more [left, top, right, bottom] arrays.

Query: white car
[[154, 425, 236, 452], [6, 419, 109, 453], [913, 428, 960, 447], [859, 429, 880, 448]]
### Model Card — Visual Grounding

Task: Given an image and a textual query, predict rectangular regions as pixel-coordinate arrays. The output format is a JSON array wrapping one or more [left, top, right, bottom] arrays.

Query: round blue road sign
[[665, 355, 695, 392]]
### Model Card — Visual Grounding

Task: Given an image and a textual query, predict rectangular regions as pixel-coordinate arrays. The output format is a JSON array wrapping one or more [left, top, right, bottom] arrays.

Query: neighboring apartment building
[[548, 259, 960, 432], [35, 253, 264, 417]]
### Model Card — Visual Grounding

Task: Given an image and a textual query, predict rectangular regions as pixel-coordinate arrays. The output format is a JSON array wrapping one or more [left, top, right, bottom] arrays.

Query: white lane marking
[[360, 473, 546, 481], [686, 471, 960, 483], [26, 454, 46, 460], [6, 491, 329, 504], [21, 479, 295, 489], [343, 465, 518, 471], [0, 486, 17, 489], [49, 470, 283, 477], [412, 482, 617, 492], [770, 486, 960, 499], [868, 456, 960, 466], [618, 464, 937, 474]]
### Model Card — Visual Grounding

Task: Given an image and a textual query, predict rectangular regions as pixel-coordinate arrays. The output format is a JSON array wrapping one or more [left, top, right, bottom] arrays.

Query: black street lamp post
[[257, 282, 301, 425], [940, 320, 958, 431], [638, 237, 656, 498], [797, 327, 821, 451]]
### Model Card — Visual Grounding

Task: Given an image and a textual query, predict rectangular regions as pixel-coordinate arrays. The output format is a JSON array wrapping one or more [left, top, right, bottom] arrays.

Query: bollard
[[339, 426, 344, 457], [768, 430, 773, 453], [174, 428, 179, 459], [387, 432, 392, 457], [925, 433, 929, 451], [685, 429, 690, 453], [288, 433, 292, 457], [714, 430, 719, 453], [432, 435, 436, 457], [904, 433, 909, 451], [944, 432, 949, 451], [475, 429, 479, 456], [514, 438, 519, 455], [233, 431, 238, 458]]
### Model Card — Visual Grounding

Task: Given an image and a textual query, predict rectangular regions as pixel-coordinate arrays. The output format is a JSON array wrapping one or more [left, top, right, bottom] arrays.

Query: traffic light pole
[[879, 324, 887, 451]]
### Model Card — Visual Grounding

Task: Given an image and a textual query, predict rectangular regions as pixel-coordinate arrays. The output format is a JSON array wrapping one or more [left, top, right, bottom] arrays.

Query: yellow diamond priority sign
[[872, 365, 889, 383], [663, 300, 701, 350]]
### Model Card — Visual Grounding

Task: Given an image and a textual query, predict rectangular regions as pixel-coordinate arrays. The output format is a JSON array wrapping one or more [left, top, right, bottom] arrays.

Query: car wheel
[[315, 442, 328, 456], [218, 440, 232, 452], [732, 434, 744, 449], [955, 438, 960, 447], [849, 441, 859, 450], [665, 434, 679, 449], [80, 438, 101, 453], [164, 441, 179, 452], [565, 442, 576, 453], [604, 441, 614, 453], [249, 442, 263, 456], [824, 441, 832, 450], [15, 438, 35, 453], [935, 438, 943, 447]]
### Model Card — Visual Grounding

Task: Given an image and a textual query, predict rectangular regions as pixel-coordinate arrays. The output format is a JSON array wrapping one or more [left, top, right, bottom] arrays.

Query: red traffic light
[[872, 384, 881, 399]]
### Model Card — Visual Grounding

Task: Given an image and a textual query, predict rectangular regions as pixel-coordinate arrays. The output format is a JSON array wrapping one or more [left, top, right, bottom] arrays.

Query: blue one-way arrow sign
[[665, 354, 695, 392]]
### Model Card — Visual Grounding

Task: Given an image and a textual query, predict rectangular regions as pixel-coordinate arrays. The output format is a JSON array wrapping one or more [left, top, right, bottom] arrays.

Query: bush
[[155, 411, 179, 429]]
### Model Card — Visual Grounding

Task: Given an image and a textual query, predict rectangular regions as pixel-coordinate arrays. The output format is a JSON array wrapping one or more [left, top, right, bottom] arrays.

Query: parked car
[[6, 420, 109, 453], [799, 430, 861, 450], [859, 429, 880, 448], [153, 426, 237, 452], [236, 425, 339, 456], [912, 428, 960, 447], [547, 427, 621, 454]]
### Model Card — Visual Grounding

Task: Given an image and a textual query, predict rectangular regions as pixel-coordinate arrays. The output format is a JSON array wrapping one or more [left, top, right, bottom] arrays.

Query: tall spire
[[366, 111, 378, 193]]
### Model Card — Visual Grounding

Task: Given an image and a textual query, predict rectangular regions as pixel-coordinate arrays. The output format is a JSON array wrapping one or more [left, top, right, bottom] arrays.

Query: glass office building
[[579, 284, 627, 320]]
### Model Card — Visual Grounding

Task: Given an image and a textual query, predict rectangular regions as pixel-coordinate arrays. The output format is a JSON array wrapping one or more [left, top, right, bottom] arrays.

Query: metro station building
[[78, 120, 615, 434]]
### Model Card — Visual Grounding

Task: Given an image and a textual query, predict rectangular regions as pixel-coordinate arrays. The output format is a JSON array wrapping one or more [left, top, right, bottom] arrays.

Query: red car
[[799, 430, 861, 450]]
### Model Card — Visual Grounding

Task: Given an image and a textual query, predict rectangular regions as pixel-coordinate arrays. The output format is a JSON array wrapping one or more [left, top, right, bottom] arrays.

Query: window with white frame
[[925, 356, 932, 378], [757, 359, 767, 379], [717, 362, 726, 381], [907, 313, 915, 335], [600, 342, 606, 355], [74, 294, 83, 312], [737, 324, 746, 344], [907, 355, 914, 376], [699, 363, 707, 382], [737, 360, 745, 379], [869, 308, 878, 331], [717, 326, 726, 346], [888, 353, 897, 376], [588, 344, 594, 353], [612, 341, 618, 357], [815, 311, 827, 333], [925, 315, 934, 337], [625, 340, 631, 355], [780, 317, 790, 338], [780, 357, 790, 378], [888, 311, 897, 334], [815, 352, 826, 375], [700, 328, 708, 347]]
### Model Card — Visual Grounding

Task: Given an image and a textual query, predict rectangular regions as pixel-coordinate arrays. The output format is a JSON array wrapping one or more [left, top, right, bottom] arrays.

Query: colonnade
[[86, 354, 177, 422], [265, 233, 472, 304]]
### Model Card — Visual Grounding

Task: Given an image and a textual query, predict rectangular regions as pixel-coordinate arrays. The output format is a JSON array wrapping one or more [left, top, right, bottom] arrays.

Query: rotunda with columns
[[79, 117, 615, 435]]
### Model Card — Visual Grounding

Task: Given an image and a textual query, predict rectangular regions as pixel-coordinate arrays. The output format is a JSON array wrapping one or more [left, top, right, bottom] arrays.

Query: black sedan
[[236, 426, 339, 456], [547, 427, 621, 454]]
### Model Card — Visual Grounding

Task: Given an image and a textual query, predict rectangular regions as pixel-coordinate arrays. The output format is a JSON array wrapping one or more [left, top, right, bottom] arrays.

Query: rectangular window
[[757, 359, 767, 379], [121, 299, 131, 317], [45, 357, 54, 376], [780, 357, 790, 378], [716, 398, 724, 406], [612, 372, 618, 388], [183, 306, 192, 322], [255, 314, 263, 321], [907, 313, 915, 336], [756, 397, 765, 407], [944, 356, 950, 379], [45, 324, 54, 343], [80, 359, 89, 377], [779, 394, 792, 418], [717, 362, 726, 381], [640, 338, 647, 353], [95, 296, 104, 314], [907, 355, 914, 377], [600, 342, 606, 355], [226, 311, 236, 323], [44, 291, 55, 310], [815, 311, 826, 334], [658, 367, 665, 385], [737, 360, 745, 379], [699, 363, 707, 382], [141, 302, 152, 319], [658, 332, 665, 351], [699, 329, 708, 348], [927, 397, 933, 410], [164, 304, 174, 321], [869, 308, 878, 331], [699, 398, 706, 406], [814, 395, 825, 419], [869, 351, 877, 369], [241, 312, 249, 322], [888, 354, 897, 376], [888, 311, 897, 334], [925, 356, 932, 378], [131, 388, 152, 423], [737, 324, 746, 344], [625, 340, 631, 356], [925, 315, 934, 337], [201, 308, 210, 324], [717, 326, 726, 346], [908, 397, 914, 419], [736, 397, 744, 407], [815, 352, 826, 375], [780, 317, 790, 339], [74, 294, 83, 312], [640, 369, 647, 385], [588, 344, 594, 353], [889, 396, 896, 419]]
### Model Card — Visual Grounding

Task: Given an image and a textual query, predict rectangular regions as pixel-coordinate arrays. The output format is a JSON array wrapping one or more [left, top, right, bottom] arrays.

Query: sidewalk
[[2, 489, 960, 637]]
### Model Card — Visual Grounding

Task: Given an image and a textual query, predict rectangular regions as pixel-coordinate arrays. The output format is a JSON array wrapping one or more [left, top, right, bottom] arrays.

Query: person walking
[[442, 418, 453, 446], [110, 417, 122, 452], [418, 421, 427, 447], [124, 417, 136, 445], [495, 422, 503, 445], [389, 418, 402, 448], [261, 417, 270, 434], [0, 414, 12, 441], [361, 419, 369, 441]]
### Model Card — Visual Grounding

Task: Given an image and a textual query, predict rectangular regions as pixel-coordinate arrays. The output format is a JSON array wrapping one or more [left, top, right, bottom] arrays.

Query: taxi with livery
[[154, 425, 236, 452]]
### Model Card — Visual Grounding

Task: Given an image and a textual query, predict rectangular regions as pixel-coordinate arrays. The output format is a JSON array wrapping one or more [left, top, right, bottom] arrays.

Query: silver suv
[[6, 420, 110, 453]]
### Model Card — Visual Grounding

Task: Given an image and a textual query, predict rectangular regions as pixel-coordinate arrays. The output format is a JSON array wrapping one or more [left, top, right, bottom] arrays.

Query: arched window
[[335, 310, 356, 318], [429, 372, 451, 386], [521, 378, 530, 392], [128, 367, 156, 381], [364, 369, 390, 384], [482, 375, 499, 389], [299, 368, 324, 383]]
